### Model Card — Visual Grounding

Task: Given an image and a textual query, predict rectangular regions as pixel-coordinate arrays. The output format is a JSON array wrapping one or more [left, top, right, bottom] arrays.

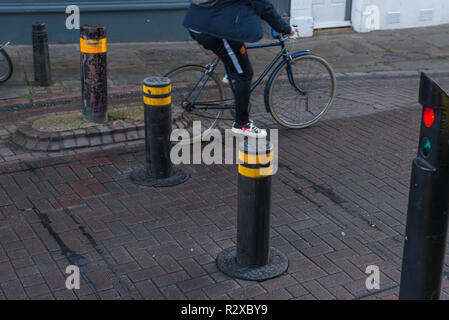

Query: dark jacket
[[183, 0, 291, 43]]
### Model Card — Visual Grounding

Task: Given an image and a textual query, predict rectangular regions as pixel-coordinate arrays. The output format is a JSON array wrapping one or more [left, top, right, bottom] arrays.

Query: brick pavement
[[2, 24, 449, 103], [1, 92, 449, 300], [2, 73, 448, 168]]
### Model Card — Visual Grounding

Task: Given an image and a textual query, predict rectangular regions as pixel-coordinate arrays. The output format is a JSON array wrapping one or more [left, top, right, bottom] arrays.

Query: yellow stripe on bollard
[[238, 151, 273, 165], [238, 165, 273, 178], [143, 96, 172, 106], [80, 38, 107, 54], [143, 85, 171, 95]]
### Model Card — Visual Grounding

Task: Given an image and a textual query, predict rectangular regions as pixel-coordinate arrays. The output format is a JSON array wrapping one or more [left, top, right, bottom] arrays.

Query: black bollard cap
[[80, 24, 107, 40], [32, 21, 46, 31], [143, 77, 171, 88], [419, 72, 449, 110]]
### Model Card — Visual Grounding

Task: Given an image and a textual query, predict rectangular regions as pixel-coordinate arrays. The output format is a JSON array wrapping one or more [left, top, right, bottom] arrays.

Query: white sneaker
[[231, 120, 267, 138]]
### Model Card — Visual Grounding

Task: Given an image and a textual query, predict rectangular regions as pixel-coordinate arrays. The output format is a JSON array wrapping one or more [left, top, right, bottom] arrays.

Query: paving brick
[[0, 85, 447, 301], [153, 271, 190, 288], [318, 272, 353, 289], [0, 228, 19, 243], [228, 284, 266, 300], [179, 275, 215, 293], [178, 258, 206, 277], [0, 262, 17, 283], [1, 279, 27, 299], [99, 289, 121, 300], [291, 267, 327, 283], [25, 283, 52, 298], [156, 255, 183, 273], [20, 273, 45, 288], [128, 266, 165, 282], [186, 289, 209, 300], [328, 286, 355, 300], [253, 288, 293, 300], [260, 275, 297, 292], [310, 255, 341, 274], [303, 280, 335, 300], [202, 280, 240, 298], [286, 284, 308, 298], [300, 243, 335, 258], [135, 280, 163, 299], [160, 285, 187, 300]]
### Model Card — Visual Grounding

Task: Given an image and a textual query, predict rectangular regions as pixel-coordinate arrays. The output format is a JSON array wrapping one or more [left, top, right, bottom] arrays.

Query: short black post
[[399, 72, 449, 300], [32, 22, 52, 86], [80, 24, 108, 123], [217, 139, 288, 281], [130, 77, 189, 187]]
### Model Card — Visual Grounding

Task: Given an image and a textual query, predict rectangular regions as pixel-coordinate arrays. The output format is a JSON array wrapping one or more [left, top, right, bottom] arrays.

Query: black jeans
[[189, 31, 253, 125]]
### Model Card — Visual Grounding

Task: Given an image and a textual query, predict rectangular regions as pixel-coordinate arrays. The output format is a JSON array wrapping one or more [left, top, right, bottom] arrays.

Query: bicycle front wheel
[[165, 65, 225, 144], [0, 49, 13, 83], [267, 55, 336, 129]]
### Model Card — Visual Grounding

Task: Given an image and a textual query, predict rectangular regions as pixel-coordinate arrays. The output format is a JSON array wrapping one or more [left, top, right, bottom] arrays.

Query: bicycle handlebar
[[271, 25, 299, 42]]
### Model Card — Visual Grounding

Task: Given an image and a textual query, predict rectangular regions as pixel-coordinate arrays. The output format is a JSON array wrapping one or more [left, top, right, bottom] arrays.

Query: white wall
[[352, 0, 449, 33], [290, 0, 449, 37], [290, 0, 314, 37]]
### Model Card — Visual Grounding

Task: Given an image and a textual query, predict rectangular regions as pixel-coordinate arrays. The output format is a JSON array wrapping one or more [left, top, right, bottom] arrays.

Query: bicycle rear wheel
[[267, 55, 336, 129], [0, 49, 13, 83], [165, 65, 225, 144]]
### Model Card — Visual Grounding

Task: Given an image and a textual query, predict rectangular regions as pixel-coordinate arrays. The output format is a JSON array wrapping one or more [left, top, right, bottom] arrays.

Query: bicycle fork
[[286, 59, 309, 112]]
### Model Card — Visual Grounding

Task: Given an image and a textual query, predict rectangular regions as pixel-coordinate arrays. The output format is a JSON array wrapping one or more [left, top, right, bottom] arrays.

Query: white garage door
[[312, 0, 351, 29]]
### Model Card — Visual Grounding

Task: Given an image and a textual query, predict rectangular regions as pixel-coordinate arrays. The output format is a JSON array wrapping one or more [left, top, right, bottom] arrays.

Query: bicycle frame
[[186, 38, 310, 112]]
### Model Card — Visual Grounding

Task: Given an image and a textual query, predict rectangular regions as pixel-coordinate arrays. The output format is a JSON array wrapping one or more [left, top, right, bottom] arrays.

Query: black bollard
[[80, 24, 108, 123], [32, 22, 52, 86], [217, 139, 288, 281], [399, 73, 449, 300], [130, 77, 189, 187]]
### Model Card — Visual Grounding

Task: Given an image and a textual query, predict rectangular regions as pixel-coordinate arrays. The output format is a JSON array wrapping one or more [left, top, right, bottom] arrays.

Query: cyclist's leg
[[217, 40, 253, 126], [190, 31, 253, 124]]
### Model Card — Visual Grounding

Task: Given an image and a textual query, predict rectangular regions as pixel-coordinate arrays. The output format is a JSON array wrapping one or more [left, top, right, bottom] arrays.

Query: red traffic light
[[423, 107, 435, 127]]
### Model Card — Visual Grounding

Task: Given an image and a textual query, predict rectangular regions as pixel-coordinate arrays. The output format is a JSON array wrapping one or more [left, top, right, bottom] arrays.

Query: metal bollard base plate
[[130, 166, 189, 187], [216, 247, 288, 281]]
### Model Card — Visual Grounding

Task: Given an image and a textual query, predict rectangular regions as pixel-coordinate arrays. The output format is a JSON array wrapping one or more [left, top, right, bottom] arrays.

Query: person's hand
[[288, 26, 297, 37]]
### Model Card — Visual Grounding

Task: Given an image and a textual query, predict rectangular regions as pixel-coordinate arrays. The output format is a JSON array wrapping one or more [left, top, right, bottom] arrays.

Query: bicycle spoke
[[165, 65, 225, 143], [269, 56, 336, 128]]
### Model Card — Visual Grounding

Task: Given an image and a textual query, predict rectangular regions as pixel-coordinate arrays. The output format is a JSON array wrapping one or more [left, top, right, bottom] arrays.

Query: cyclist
[[183, 0, 295, 138]]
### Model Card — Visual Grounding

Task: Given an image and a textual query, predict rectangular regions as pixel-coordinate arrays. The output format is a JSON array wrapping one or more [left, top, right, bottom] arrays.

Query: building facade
[[0, 0, 448, 44], [292, 0, 449, 37]]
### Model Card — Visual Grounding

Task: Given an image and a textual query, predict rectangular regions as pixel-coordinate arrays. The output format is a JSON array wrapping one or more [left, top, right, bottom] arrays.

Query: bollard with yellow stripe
[[130, 76, 189, 188], [80, 24, 108, 123], [143, 78, 172, 107], [217, 138, 288, 281], [238, 141, 274, 178]]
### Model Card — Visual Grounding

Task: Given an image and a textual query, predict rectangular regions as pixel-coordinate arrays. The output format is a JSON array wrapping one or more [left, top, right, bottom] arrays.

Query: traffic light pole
[[399, 73, 449, 300]]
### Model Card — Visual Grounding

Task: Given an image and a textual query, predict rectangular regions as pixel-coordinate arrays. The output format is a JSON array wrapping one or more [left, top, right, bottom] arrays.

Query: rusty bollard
[[80, 24, 108, 123]]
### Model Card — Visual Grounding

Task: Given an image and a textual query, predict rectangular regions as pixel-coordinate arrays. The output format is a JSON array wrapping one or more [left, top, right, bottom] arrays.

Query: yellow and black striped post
[[130, 77, 189, 187], [217, 139, 288, 281], [80, 24, 107, 123]]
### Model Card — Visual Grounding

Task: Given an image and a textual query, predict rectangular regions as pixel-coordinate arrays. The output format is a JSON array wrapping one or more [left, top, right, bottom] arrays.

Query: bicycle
[[165, 28, 336, 144], [0, 42, 13, 83]]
